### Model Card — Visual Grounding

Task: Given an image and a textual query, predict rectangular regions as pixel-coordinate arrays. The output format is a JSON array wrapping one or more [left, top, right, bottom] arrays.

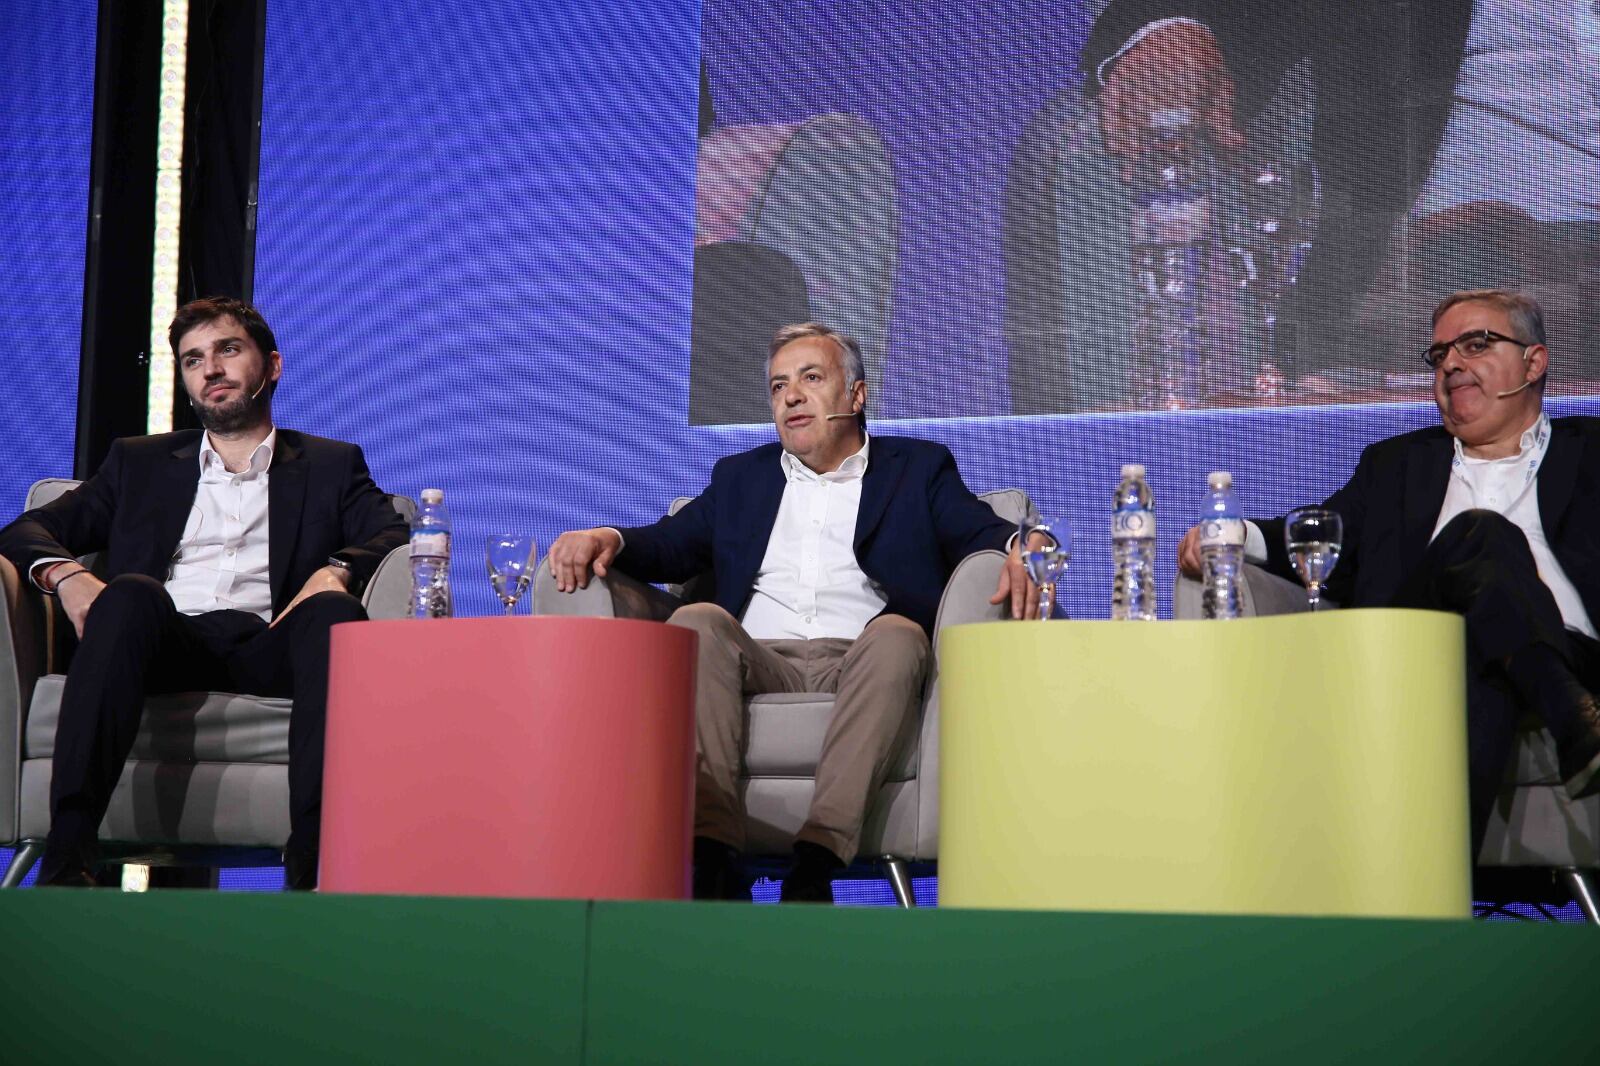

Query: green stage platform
[[2, 894, 1595, 1063]]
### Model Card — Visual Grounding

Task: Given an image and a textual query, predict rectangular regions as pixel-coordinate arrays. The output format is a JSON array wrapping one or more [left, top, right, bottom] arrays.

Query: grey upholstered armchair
[[0, 479, 414, 887], [1175, 565, 1600, 922], [531, 489, 1035, 906]]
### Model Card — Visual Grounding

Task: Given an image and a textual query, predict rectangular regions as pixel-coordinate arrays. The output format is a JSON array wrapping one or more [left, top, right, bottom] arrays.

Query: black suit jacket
[[0, 428, 408, 612], [614, 435, 1015, 635], [1255, 417, 1600, 614]]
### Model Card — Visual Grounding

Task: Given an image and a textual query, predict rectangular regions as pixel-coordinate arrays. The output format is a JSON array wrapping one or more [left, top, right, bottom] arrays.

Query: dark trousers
[[46, 573, 366, 865], [1391, 509, 1600, 852]]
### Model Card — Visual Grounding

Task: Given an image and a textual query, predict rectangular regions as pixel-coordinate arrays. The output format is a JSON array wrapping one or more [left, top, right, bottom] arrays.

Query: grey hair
[[1432, 288, 1547, 348], [768, 322, 867, 428], [768, 322, 866, 390]]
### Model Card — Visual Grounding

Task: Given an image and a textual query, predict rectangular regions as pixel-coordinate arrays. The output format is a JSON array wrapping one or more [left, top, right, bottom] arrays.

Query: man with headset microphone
[[1176, 289, 1600, 855], [550, 322, 1042, 902], [0, 296, 408, 889]]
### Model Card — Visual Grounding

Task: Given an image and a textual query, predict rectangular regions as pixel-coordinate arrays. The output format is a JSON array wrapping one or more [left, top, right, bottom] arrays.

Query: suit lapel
[[1401, 433, 1452, 570], [152, 438, 205, 574], [854, 440, 907, 553], [1538, 418, 1580, 542], [268, 433, 308, 610], [747, 456, 785, 545]]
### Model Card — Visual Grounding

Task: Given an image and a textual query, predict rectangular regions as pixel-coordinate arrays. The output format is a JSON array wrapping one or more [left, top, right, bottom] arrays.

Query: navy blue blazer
[[615, 436, 1014, 635]]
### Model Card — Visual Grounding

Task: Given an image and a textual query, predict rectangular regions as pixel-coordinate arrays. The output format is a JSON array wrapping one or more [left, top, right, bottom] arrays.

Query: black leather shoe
[[36, 844, 101, 888], [779, 841, 843, 904], [283, 848, 319, 892], [692, 836, 749, 901]]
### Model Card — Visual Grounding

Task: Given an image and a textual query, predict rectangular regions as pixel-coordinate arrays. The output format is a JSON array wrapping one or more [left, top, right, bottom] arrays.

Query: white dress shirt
[[739, 435, 889, 641], [1245, 414, 1595, 637], [1432, 414, 1596, 638], [164, 431, 276, 620]]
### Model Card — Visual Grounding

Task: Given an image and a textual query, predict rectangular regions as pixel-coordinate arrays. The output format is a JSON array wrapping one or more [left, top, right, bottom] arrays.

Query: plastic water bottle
[[1198, 471, 1245, 620], [408, 488, 452, 619], [1129, 108, 1212, 410], [1110, 464, 1157, 620]]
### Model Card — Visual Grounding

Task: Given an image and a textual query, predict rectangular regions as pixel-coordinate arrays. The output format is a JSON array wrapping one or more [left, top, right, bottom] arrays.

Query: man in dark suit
[[1178, 290, 1600, 851], [0, 297, 408, 889], [550, 323, 1039, 902]]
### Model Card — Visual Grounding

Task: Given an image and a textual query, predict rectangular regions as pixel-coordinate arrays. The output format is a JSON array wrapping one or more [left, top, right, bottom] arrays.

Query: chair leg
[[2, 842, 44, 888], [1555, 867, 1600, 924], [882, 856, 916, 908]]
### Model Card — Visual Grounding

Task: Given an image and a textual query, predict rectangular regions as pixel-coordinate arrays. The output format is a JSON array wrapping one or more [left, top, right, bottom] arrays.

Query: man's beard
[[193, 382, 269, 433]]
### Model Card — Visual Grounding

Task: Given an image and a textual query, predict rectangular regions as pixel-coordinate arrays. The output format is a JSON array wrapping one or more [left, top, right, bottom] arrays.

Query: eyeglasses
[[1422, 329, 1530, 370]]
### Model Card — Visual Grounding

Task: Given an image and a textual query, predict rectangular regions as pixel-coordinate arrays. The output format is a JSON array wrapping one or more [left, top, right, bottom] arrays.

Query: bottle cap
[[1121, 463, 1146, 479], [420, 488, 444, 504], [1208, 471, 1232, 490]]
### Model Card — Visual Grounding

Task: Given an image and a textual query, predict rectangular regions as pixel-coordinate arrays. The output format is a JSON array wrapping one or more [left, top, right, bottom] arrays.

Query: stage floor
[[2, 892, 1595, 1063]]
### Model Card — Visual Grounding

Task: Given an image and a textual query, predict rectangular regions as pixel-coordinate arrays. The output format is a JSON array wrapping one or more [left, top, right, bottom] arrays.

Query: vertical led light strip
[[146, 0, 189, 435], [124, 0, 190, 893]]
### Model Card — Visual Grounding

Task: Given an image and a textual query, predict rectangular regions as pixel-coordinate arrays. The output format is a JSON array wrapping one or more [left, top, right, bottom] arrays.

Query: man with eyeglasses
[[1178, 288, 1600, 853]]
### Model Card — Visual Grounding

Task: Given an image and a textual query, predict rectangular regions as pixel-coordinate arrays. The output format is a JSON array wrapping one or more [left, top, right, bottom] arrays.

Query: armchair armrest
[[530, 557, 685, 622], [362, 544, 413, 620], [0, 555, 47, 842], [932, 549, 1008, 650], [1174, 563, 1322, 619]]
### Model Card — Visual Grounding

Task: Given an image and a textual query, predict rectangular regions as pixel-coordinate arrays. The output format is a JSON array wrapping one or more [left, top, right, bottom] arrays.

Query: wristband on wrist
[[325, 556, 354, 585], [51, 568, 93, 595]]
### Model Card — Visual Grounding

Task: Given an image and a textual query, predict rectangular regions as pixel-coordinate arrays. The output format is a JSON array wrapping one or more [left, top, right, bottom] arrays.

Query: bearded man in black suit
[[0, 297, 408, 889]]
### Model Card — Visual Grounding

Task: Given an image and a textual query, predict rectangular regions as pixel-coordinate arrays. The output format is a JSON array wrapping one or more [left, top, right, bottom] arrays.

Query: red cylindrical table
[[319, 616, 697, 899]]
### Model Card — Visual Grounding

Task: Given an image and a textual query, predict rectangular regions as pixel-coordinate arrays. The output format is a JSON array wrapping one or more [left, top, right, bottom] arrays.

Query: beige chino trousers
[[668, 602, 931, 864]]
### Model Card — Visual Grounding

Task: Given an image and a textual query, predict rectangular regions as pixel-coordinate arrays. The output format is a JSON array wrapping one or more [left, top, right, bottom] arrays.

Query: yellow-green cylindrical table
[[939, 610, 1470, 918]]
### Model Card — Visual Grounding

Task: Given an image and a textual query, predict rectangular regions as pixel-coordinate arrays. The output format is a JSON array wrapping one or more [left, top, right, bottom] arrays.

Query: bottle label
[[1199, 517, 1245, 549], [411, 531, 450, 559], [1111, 510, 1155, 540]]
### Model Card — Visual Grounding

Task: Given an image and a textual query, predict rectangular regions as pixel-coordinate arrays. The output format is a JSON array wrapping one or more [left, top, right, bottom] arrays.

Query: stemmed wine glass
[[1284, 508, 1341, 611], [486, 534, 538, 616], [1019, 512, 1071, 620]]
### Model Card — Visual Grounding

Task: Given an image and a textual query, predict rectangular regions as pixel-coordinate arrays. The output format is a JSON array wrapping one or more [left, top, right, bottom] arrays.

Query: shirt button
[[805, 615, 815, 624], [227, 549, 236, 557]]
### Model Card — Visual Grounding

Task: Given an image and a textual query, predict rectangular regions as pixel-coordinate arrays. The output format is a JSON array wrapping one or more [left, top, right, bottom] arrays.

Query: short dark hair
[[169, 296, 279, 360]]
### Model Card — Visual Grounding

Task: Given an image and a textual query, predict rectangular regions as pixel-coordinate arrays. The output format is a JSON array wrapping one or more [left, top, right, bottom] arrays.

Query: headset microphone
[[1496, 378, 1540, 398], [825, 413, 859, 421]]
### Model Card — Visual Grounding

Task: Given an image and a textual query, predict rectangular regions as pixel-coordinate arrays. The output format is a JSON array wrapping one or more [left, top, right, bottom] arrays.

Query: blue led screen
[[0, 1, 95, 507], [254, 0, 1600, 623]]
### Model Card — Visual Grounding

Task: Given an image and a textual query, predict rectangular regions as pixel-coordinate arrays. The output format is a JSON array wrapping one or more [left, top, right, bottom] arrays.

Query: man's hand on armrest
[[549, 527, 623, 593], [1178, 525, 1204, 578], [989, 536, 1044, 621], [1178, 521, 1268, 578]]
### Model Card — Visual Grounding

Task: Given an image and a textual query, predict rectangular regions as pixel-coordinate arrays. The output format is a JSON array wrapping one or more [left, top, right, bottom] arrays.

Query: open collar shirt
[[739, 434, 889, 641]]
